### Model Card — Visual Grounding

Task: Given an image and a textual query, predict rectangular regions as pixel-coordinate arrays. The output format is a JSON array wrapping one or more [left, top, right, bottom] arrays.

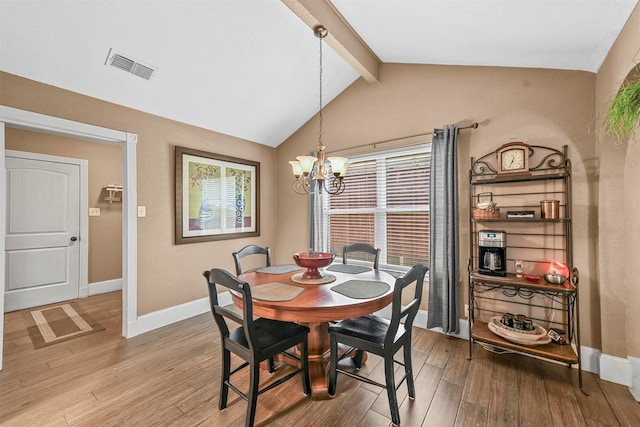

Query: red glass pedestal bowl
[[292, 252, 335, 280]]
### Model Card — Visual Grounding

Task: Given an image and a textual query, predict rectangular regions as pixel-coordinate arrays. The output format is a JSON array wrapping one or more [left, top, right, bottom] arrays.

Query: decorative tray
[[487, 316, 551, 346]]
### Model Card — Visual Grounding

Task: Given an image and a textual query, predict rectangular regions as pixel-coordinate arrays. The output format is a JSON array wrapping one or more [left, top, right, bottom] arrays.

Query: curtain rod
[[328, 122, 478, 156]]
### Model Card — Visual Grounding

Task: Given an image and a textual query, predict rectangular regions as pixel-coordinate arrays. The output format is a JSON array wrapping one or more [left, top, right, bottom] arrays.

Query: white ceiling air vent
[[105, 48, 156, 80]]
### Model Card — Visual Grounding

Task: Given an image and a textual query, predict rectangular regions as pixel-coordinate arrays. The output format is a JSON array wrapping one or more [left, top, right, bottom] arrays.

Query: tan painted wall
[[276, 64, 599, 346], [595, 3, 640, 358], [5, 128, 123, 284], [1, 72, 278, 316]]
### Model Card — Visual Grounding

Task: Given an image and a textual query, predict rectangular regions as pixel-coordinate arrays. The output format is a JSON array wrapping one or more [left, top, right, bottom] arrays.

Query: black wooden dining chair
[[232, 244, 272, 276], [328, 263, 428, 426], [343, 242, 381, 269], [204, 268, 311, 427], [340, 242, 383, 366], [231, 244, 277, 372]]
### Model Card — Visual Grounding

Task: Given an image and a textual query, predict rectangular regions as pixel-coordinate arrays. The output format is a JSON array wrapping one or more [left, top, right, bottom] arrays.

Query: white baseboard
[[133, 296, 211, 336], [126, 296, 639, 401], [580, 346, 601, 375], [87, 279, 122, 296], [630, 357, 640, 401], [420, 315, 470, 340], [600, 353, 633, 386]]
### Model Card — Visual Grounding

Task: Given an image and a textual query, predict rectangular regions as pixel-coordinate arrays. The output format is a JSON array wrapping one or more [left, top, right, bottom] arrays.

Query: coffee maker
[[478, 230, 507, 276]]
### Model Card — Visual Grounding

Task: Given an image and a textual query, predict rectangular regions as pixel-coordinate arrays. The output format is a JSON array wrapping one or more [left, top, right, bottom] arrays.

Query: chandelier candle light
[[289, 25, 348, 195]]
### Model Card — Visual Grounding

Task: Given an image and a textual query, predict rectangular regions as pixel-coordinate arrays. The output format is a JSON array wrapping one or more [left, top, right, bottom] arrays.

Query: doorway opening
[[0, 105, 138, 371]]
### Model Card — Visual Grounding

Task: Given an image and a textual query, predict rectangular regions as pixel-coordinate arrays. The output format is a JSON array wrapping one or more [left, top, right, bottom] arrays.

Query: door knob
[[70, 236, 78, 241]]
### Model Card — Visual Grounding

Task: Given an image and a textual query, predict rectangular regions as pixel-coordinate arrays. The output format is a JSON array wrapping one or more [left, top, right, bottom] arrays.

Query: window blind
[[323, 145, 430, 269]]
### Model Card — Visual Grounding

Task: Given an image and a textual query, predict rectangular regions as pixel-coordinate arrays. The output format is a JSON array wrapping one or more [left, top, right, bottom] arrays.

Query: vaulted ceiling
[[1, 0, 637, 147]]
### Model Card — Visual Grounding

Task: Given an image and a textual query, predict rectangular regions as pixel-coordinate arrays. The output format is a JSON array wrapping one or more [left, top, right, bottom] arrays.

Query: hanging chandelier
[[289, 25, 348, 195]]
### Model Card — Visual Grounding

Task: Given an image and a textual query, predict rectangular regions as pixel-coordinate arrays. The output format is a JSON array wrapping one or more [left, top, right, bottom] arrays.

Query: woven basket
[[473, 191, 500, 219], [472, 208, 500, 219]]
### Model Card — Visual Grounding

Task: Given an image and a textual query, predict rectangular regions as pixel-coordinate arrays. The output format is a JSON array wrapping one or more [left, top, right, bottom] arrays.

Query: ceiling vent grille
[[105, 48, 156, 80]]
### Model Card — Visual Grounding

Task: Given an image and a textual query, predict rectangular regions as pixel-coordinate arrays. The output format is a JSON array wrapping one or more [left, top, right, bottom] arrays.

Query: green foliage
[[189, 163, 219, 188], [606, 77, 640, 138]]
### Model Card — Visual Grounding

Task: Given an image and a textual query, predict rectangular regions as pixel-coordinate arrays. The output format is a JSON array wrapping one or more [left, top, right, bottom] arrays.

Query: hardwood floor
[[2, 291, 639, 426]]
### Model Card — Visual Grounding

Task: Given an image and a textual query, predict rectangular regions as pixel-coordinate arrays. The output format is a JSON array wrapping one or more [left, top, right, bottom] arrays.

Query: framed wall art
[[175, 146, 260, 244]]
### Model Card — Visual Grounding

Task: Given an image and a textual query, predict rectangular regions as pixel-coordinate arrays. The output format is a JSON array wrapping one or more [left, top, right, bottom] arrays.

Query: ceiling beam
[[282, 0, 381, 84]]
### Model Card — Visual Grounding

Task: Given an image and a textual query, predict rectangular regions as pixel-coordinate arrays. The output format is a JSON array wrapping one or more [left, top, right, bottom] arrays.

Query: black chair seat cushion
[[329, 314, 405, 346], [229, 317, 309, 351]]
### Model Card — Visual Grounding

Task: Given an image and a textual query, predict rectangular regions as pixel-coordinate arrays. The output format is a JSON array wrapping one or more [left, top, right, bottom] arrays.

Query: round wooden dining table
[[237, 266, 396, 399]]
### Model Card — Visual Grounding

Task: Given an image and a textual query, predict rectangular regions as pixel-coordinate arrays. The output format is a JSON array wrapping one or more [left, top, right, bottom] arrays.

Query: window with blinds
[[323, 145, 430, 270]]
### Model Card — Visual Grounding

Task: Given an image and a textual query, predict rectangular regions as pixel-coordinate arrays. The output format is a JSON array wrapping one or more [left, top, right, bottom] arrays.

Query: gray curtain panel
[[308, 152, 327, 252], [309, 179, 326, 252], [427, 124, 460, 334]]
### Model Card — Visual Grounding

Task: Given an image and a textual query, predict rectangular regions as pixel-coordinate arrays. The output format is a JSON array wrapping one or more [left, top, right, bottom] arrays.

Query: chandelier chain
[[318, 30, 323, 148], [288, 25, 347, 196]]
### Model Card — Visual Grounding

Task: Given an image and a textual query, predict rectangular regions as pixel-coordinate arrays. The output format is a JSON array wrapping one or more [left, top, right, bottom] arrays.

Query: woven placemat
[[256, 264, 301, 274], [330, 280, 390, 299], [251, 282, 305, 301], [326, 264, 372, 274]]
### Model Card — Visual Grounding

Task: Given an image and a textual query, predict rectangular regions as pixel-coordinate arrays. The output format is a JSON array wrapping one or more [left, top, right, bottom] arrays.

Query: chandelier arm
[[293, 176, 313, 195], [323, 177, 346, 195]]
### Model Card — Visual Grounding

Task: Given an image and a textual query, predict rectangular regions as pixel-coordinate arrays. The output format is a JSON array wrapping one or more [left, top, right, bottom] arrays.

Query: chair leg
[[219, 349, 230, 410], [353, 349, 364, 370], [301, 335, 311, 395], [268, 357, 276, 373], [404, 342, 416, 399], [384, 353, 401, 426], [328, 336, 338, 396], [246, 362, 260, 427]]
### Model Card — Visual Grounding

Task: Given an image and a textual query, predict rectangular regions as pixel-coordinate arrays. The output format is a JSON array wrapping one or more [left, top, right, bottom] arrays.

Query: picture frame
[[175, 146, 260, 244]]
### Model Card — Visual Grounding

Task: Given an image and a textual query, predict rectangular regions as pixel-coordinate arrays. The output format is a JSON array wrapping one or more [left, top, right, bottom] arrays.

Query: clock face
[[501, 148, 525, 170], [495, 142, 530, 174]]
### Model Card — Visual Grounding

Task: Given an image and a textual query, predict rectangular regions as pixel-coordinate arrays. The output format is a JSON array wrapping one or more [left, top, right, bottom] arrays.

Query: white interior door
[[4, 153, 81, 312]]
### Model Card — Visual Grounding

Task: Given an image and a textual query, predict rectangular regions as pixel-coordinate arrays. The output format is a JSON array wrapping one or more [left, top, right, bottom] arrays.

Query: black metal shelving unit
[[467, 144, 584, 392]]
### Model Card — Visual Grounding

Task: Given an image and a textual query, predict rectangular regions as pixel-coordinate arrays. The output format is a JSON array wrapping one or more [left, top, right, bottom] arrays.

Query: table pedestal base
[[266, 321, 367, 400], [304, 321, 331, 400]]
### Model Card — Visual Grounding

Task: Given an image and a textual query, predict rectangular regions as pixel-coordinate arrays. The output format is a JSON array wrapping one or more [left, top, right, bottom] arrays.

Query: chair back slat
[[214, 304, 244, 325], [398, 299, 419, 321]]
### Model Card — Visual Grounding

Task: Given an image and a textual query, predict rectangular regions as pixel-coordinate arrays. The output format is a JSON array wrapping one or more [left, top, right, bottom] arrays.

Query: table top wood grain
[[237, 267, 396, 323]]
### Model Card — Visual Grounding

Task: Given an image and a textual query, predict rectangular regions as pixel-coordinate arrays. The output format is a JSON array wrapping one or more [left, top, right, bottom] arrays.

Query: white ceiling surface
[[333, 0, 638, 72], [0, 1, 637, 148]]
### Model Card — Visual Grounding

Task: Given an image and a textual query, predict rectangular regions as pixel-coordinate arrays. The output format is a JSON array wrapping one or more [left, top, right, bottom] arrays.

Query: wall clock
[[496, 142, 530, 174]]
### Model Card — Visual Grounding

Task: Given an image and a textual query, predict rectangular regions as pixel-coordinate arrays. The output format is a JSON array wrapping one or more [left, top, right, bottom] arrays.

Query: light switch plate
[[89, 208, 100, 217], [137, 206, 146, 217]]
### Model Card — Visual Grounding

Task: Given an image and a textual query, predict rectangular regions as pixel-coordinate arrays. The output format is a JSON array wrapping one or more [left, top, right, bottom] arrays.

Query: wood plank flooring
[[2, 291, 639, 426]]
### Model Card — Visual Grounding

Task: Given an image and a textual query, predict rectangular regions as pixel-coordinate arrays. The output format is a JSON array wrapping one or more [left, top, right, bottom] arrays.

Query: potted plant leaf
[[606, 71, 640, 140]]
